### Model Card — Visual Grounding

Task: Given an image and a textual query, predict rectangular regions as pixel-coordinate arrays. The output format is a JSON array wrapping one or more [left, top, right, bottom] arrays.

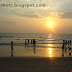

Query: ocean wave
[[0, 36, 14, 38], [38, 39, 61, 41]]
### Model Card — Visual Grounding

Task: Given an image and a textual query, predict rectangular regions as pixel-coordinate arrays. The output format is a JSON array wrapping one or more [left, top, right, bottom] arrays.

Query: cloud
[[59, 12, 72, 19], [16, 12, 44, 18], [16, 11, 72, 19], [47, 12, 72, 19], [0, 0, 72, 19]]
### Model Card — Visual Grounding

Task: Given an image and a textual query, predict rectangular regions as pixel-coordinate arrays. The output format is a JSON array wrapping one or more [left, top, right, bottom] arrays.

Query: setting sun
[[49, 22, 53, 27]]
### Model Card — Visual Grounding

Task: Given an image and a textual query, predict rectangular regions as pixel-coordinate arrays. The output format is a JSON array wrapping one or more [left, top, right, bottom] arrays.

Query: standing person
[[11, 41, 13, 50], [65, 40, 67, 45], [62, 44, 64, 50], [62, 40, 65, 50], [63, 40, 65, 45], [31, 39, 33, 44], [68, 40, 69, 45], [28, 39, 29, 44], [33, 39, 36, 45], [25, 39, 26, 44], [70, 40, 71, 44]]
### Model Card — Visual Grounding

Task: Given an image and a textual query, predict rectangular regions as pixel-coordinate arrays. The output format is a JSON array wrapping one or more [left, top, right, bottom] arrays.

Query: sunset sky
[[0, 0, 72, 34]]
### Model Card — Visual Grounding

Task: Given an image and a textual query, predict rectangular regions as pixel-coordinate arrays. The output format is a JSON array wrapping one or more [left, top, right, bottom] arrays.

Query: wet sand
[[0, 45, 71, 57], [0, 57, 72, 72]]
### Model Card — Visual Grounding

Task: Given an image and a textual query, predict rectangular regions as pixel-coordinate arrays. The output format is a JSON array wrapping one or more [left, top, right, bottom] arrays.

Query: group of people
[[62, 40, 72, 57], [62, 40, 72, 50], [63, 40, 71, 45], [25, 39, 36, 45]]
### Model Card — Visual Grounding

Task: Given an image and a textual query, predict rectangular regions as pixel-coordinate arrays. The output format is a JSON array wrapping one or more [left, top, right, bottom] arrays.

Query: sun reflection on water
[[49, 54, 52, 57], [48, 48, 52, 57], [49, 51, 52, 54], [49, 48, 52, 50], [48, 44, 53, 47]]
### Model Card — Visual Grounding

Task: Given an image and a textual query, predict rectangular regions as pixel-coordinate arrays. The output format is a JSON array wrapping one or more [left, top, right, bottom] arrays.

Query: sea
[[0, 33, 72, 57]]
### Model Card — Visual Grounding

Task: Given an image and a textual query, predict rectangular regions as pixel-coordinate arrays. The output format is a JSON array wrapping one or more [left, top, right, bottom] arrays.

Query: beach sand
[[0, 45, 72, 72], [0, 57, 72, 72]]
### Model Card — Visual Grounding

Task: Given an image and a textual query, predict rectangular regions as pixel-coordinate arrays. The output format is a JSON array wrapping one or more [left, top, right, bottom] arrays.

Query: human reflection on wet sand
[[62, 50, 64, 57], [11, 50, 13, 57], [24, 43, 36, 54], [33, 45, 36, 54], [62, 47, 72, 57]]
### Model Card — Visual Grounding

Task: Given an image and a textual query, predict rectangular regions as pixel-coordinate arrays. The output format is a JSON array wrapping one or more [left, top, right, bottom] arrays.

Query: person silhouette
[[31, 39, 33, 44], [62, 44, 64, 50], [33, 39, 36, 45], [25, 40, 26, 44], [28, 39, 29, 44], [69, 52, 71, 56], [11, 41, 13, 50], [68, 40, 69, 45], [70, 40, 71, 45]]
